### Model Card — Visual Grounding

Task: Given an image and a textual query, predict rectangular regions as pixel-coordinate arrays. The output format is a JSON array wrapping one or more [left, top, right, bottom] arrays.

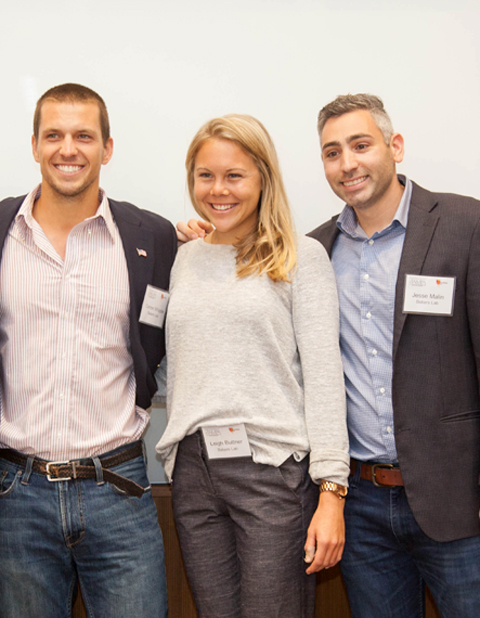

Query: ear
[[32, 134, 40, 163], [390, 132, 404, 164], [102, 137, 114, 165]]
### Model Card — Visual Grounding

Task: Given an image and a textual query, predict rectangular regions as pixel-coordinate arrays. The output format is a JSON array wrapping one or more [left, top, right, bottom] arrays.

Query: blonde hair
[[186, 114, 296, 282]]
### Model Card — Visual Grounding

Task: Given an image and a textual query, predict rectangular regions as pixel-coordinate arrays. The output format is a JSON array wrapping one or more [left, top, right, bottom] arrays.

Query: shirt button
[[380, 387, 386, 394], [368, 239, 374, 245], [64, 312, 69, 319], [372, 349, 378, 356], [366, 312, 372, 319], [387, 426, 392, 434], [364, 274, 370, 281], [59, 393, 65, 399]]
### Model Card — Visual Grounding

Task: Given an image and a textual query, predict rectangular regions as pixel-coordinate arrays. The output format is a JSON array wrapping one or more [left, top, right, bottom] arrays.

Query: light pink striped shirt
[[0, 186, 147, 460]]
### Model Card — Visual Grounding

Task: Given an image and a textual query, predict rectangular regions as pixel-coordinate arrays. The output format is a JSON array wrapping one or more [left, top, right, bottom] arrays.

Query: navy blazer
[[0, 195, 177, 411], [309, 179, 480, 542]]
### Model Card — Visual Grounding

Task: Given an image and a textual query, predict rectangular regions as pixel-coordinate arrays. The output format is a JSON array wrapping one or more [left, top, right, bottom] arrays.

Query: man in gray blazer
[[308, 94, 480, 617]]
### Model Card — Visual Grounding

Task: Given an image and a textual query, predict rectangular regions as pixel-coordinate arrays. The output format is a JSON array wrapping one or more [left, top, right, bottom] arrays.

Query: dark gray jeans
[[172, 431, 318, 618]]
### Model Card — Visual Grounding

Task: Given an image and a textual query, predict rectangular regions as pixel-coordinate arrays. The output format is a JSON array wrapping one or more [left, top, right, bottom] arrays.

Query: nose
[[59, 135, 78, 158], [340, 149, 358, 174], [210, 177, 229, 196]]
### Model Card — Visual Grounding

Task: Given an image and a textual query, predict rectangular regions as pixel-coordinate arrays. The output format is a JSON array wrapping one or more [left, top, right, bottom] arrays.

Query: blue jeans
[[341, 464, 480, 618], [0, 442, 167, 618]]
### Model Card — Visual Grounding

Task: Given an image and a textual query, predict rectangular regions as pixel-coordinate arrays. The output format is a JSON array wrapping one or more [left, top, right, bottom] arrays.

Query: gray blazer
[[309, 179, 480, 542]]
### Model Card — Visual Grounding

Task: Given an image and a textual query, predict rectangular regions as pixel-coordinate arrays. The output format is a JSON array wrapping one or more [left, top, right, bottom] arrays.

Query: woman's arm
[[292, 236, 350, 572]]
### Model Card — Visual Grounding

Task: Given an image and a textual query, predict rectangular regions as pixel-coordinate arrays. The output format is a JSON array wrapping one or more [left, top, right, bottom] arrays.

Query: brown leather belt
[[0, 442, 146, 498], [351, 459, 404, 487]]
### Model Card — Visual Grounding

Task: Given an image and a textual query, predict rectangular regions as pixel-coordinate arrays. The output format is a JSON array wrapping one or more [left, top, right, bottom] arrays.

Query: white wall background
[[1, 0, 479, 233], [2, 0, 479, 479]]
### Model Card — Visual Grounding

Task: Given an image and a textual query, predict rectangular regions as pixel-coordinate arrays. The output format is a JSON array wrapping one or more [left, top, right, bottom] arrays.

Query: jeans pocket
[[107, 457, 151, 499], [110, 483, 152, 498], [110, 484, 133, 497], [0, 467, 19, 497]]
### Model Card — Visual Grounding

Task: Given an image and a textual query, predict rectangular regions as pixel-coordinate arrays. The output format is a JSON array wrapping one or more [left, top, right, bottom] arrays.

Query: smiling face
[[193, 138, 262, 244], [321, 109, 404, 213], [32, 99, 113, 202]]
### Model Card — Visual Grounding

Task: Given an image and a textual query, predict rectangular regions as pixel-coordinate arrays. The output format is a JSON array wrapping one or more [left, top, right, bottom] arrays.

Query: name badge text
[[403, 275, 455, 316]]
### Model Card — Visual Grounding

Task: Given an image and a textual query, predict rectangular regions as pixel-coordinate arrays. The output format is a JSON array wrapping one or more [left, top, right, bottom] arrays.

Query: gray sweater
[[156, 235, 349, 485]]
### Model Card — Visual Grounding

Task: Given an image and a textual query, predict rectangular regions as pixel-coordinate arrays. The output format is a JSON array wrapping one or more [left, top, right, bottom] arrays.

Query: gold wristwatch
[[319, 480, 348, 499]]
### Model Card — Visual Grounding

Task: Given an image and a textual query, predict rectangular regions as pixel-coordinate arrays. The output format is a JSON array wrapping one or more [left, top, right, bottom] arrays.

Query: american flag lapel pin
[[136, 248, 147, 258]]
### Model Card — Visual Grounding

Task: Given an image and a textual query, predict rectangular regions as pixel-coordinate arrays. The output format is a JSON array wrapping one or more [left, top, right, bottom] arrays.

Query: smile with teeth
[[210, 203, 237, 211], [55, 165, 83, 174], [343, 176, 367, 187]]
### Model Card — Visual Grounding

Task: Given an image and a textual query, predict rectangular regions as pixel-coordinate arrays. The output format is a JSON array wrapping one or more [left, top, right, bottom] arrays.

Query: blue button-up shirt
[[331, 178, 412, 463]]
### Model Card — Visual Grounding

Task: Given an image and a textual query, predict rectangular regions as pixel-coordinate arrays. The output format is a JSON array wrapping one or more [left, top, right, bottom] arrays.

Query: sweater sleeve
[[292, 236, 350, 486]]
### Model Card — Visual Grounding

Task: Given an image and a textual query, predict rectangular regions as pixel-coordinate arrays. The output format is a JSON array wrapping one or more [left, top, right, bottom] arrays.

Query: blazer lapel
[[393, 183, 440, 359], [109, 200, 154, 320], [323, 217, 341, 258], [308, 215, 340, 258], [0, 196, 26, 253]]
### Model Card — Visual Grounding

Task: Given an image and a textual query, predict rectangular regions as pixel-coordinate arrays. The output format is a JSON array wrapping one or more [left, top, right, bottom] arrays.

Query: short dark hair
[[33, 83, 110, 145], [317, 93, 394, 145]]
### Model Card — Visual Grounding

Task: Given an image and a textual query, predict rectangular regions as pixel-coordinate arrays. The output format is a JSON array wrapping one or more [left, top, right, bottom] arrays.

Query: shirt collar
[[336, 175, 412, 239], [16, 185, 116, 242], [94, 190, 117, 241]]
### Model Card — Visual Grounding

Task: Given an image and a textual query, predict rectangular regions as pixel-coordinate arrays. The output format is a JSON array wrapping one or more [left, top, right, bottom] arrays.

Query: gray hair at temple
[[317, 94, 394, 145]]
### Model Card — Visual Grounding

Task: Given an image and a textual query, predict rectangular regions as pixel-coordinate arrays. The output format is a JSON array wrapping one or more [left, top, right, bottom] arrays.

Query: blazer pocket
[[441, 409, 480, 423]]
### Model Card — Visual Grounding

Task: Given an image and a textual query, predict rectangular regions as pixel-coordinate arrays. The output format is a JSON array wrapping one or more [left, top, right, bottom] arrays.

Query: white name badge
[[139, 285, 170, 328], [403, 275, 456, 316], [201, 424, 252, 459]]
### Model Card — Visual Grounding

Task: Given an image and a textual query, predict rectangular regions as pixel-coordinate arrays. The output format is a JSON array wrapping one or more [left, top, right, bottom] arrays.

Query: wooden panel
[[315, 566, 351, 618], [153, 486, 198, 618], [73, 593, 87, 618], [426, 589, 441, 618], [73, 485, 441, 618]]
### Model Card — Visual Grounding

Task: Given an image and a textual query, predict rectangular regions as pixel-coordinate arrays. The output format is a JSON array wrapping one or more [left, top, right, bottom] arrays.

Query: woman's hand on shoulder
[[176, 219, 213, 243]]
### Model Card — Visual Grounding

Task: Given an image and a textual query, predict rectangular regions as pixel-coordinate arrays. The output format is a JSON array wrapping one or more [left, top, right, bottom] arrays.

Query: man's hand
[[304, 490, 345, 574], [176, 219, 213, 243]]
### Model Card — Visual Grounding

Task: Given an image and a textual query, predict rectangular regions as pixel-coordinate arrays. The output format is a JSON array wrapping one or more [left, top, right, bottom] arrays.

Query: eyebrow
[[41, 127, 96, 135], [322, 133, 373, 152], [195, 166, 247, 172]]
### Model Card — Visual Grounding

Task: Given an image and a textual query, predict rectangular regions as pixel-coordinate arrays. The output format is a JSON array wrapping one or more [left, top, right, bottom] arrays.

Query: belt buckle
[[371, 463, 395, 488], [46, 460, 72, 482]]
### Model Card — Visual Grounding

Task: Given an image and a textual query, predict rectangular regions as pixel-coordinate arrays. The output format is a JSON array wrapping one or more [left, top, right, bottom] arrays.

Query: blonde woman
[[156, 115, 349, 618]]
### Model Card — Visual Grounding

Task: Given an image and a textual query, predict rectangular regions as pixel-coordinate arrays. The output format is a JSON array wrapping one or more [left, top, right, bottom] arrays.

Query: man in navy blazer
[[0, 84, 176, 618], [309, 94, 480, 617]]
